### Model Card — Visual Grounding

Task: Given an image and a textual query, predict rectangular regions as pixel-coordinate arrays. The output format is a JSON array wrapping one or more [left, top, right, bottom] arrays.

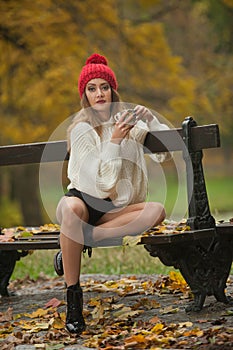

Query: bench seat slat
[[0, 224, 231, 251], [140, 228, 216, 244], [216, 222, 233, 235], [0, 228, 216, 250], [14, 234, 59, 241], [0, 240, 60, 250]]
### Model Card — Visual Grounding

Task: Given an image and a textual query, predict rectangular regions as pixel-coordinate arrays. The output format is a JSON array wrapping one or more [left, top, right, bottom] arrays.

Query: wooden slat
[[140, 228, 216, 245], [0, 124, 220, 166], [0, 140, 68, 166], [0, 228, 218, 250], [144, 124, 220, 153], [216, 223, 233, 235], [15, 234, 59, 241], [0, 240, 60, 250]]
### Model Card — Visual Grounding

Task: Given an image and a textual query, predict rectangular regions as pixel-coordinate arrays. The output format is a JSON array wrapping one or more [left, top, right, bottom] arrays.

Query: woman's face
[[85, 78, 112, 117]]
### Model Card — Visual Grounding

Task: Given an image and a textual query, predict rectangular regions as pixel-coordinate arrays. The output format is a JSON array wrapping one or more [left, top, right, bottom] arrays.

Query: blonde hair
[[67, 89, 121, 151]]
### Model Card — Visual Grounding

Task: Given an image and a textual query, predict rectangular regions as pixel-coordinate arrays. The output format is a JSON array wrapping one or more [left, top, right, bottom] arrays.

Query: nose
[[96, 87, 104, 97]]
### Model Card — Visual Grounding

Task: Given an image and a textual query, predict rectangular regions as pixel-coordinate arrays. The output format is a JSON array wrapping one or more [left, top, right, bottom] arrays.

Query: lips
[[96, 100, 106, 104]]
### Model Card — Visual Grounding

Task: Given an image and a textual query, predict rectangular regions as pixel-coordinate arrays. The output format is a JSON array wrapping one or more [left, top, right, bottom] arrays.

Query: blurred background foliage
[[0, 0, 233, 227]]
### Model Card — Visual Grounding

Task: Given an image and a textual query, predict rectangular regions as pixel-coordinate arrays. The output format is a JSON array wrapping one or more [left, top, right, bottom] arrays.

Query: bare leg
[[56, 196, 89, 287], [93, 201, 165, 242], [55, 198, 164, 335]]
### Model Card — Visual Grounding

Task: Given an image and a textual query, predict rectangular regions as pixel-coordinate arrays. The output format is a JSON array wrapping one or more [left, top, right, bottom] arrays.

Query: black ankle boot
[[66, 282, 86, 335]]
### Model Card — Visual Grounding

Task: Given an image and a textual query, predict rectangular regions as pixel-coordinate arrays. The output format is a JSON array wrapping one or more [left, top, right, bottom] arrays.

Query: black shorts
[[65, 188, 117, 226]]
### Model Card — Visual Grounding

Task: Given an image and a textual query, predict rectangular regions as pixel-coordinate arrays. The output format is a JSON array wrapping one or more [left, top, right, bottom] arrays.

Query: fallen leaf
[[151, 323, 164, 334], [45, 298, 63, 309], [179, 321, 193, 328], [224, 309, 233, 316], [149, 316, 161, 324], [124, 334, 147, 345], [183, 327, 204, 337], [15, 230, 33, 238], [0, 308, 13, 322], [160, 306, 179, 314], [113, 306, 144, 320], [27, 322, 49, 333], [91, 303, 105, 320], [50, 317, 64, 330], [25, 308, 49, 318], [134, 297, 160, 310]]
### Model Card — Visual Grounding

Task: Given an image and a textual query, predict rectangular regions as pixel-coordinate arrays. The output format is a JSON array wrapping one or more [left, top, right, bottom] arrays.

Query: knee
[[57, 198, 86, 228], [147, 202, 166, 225], [158, 203, 166, 222]]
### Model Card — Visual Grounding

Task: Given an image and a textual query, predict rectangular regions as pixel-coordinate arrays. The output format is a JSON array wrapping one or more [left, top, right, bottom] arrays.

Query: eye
[[87, 86, 96, 92], [102, 84, 110, 91]]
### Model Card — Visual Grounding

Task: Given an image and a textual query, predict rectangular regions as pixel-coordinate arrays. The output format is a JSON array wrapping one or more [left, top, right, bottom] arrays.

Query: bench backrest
[[0, 117, 220, 230], [0, 123, 219, 166]]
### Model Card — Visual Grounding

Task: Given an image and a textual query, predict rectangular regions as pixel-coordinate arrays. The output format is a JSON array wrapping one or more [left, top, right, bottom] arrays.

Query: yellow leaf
[[113, 306, 144, 320], [16, 226, 26, 231], [20, 322, 35, 330], [51, 317, 64, 330], [27, 322, 49, 333], [183, 328, 204, 337], [169, 271, 186, 284], [25, 308, 48, 318], [179, 321, 193, 328], [151, 323, 164, 334], [124, 334, 147, 344]]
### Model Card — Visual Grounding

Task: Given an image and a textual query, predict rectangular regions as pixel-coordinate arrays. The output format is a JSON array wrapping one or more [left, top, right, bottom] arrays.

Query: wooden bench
[[0, 116, 232, 312]]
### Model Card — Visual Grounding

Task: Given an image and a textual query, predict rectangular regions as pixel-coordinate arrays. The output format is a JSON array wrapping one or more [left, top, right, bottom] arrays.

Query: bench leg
[[0, 250, 28, 296], [144, 236, 233, 311]]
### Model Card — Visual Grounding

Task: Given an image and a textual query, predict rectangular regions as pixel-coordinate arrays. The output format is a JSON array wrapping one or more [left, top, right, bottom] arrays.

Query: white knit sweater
[[67, 116, 169, 207]]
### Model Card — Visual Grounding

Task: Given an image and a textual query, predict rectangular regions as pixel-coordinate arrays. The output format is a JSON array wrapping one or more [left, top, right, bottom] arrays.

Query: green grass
[[206, 176, 233, 217], [6, 173, 233, 281], [11, 247, 172, 281], [148, 173, 233, 219]]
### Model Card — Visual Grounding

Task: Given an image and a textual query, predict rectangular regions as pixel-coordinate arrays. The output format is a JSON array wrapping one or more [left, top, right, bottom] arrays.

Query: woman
[[55, 53, 169, 335]]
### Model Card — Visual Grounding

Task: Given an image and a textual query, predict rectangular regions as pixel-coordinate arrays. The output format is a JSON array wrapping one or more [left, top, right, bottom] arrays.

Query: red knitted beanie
[[78, 53, 118, 98]]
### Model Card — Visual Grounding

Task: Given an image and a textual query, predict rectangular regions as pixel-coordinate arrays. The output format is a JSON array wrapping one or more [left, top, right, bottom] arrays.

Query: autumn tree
[[0, 0, 231, 224], [158, 0, 233, 157]]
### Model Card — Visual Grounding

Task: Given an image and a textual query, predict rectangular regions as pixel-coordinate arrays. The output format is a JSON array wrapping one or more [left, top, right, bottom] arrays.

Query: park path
[[0, 274, 233, 349]]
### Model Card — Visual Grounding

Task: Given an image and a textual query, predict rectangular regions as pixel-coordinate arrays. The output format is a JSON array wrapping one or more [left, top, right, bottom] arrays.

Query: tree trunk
[[14, 164, 43, 226]]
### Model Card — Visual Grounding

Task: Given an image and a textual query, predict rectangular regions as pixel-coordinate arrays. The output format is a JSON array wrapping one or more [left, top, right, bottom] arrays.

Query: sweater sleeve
[[146, 114, 170, 132], [131, 115, 172, 163], [147, 115, 172, 162], [67, 122, 122, 196]]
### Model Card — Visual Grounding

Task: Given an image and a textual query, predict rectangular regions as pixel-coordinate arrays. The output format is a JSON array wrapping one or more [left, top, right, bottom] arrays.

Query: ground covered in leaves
[[0, 273, 233, 349]]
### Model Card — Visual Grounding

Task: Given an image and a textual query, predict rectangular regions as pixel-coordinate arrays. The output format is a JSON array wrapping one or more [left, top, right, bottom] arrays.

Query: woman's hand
[[111, 110, 135, 144], [133, 105, 154, 122], [111, 105, 154, 144]]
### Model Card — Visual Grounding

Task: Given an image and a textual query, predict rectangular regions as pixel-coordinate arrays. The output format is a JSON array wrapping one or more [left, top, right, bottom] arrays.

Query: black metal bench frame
[[0, 116, 232, 312]]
